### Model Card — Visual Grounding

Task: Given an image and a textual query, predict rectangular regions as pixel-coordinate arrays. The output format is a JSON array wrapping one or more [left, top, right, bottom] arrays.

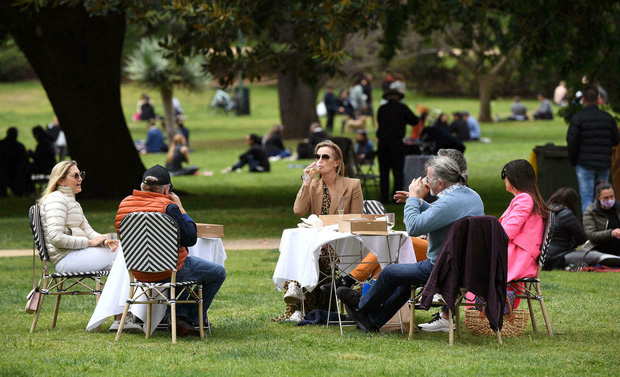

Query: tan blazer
[[294, 176, 364, 216]]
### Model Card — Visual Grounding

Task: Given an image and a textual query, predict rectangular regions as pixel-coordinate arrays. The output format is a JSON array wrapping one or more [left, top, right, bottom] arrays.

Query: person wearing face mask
[[582, 180, 620, 257], [544, 187, 620, 270]]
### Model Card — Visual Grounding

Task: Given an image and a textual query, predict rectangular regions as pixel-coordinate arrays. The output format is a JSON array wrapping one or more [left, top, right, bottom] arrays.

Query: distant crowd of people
[[0, 117, 68, 197]]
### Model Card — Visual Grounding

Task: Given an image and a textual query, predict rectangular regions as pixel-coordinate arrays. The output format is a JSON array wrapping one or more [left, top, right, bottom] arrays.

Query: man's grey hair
[[140, 177, 168, 194], [437, 148, 468, 184], [425, 156, 466, 185]]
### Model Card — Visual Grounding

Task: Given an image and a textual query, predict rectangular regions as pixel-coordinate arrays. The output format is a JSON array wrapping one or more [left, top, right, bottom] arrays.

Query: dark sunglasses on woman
[[69, 171, 86, 179], [314, 154, 331, 161]]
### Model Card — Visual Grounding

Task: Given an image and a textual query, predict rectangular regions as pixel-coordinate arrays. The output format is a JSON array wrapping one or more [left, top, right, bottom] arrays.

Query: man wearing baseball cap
[[115, 164, 226, 336]]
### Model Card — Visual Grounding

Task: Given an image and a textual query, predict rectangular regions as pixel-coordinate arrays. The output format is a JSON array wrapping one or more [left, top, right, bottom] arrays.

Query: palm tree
[[124, 38, 207, 141]]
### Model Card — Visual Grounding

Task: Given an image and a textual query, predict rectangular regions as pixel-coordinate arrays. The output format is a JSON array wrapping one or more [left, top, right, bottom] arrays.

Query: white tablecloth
[[86, 238, 227, 333], [272, 225, 416, 292]]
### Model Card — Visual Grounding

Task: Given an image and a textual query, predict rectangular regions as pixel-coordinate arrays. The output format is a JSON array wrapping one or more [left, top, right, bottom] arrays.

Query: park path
[[0, 238, 281, 257]]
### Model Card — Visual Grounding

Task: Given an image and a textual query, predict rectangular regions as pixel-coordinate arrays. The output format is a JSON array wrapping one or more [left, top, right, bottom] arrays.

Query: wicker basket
[[465, 309, 529, 338]]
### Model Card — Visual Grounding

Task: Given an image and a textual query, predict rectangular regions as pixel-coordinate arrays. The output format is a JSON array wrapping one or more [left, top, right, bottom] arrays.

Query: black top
[[264, 133, 285, 155], [450, 120, 470, 141], [567, 104, 620, 169], [597, 206, 620, 253], [29, 136, 56, 175], [376, 100, 419, 141], [544, 206, 588, 270], [239, 144, 270, 172], [323, 92, 339, 112]]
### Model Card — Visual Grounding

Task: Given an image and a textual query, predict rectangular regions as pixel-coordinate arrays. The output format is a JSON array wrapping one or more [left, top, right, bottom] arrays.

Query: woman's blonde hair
[[38, 160, 78, 205], [167, 134, 187, 164], [314, 140, 345, 177]]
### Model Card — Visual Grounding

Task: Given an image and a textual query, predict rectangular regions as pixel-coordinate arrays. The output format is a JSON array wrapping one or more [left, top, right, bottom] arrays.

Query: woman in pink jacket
[[500, 159, 549, 307]]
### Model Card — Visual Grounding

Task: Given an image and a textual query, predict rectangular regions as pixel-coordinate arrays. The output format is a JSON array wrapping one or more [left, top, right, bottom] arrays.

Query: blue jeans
[[575, 165, 609, 214], [170, 256, 226, 326], [359, 259, 434, 328]]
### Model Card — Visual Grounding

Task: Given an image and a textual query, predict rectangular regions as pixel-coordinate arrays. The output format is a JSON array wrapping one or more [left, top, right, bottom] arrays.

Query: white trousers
[[54, 247, 116, 273]]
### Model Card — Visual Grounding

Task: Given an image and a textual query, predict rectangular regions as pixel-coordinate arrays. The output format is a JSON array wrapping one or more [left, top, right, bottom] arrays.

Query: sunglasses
[[313, 154, 332, 161], [501, 167, 507, 180], [69, 171, 86, 180]]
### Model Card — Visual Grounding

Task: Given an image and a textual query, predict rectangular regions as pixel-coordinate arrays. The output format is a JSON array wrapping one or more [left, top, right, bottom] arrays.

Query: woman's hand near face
[[302, 161, 318, 186], [89, 235, 106, 247]]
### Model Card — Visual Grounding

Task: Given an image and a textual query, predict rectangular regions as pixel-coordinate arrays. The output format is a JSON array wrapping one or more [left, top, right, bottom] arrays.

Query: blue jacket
[[404, 185, 484, 264]]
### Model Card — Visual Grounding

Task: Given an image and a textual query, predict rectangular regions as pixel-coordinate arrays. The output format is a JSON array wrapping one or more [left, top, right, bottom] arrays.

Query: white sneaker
[[287, 310, 304, 323], [284, 284, 303, 304], [418, 312, 454, 332], [109, 314, 143, 332]]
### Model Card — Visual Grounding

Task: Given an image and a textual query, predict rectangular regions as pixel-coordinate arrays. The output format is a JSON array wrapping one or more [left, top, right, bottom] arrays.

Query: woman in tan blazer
[[282, 140, 363, 322]]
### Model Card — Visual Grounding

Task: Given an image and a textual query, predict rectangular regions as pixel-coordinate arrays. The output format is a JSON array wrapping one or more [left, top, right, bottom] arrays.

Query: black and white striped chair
[[27, 205, 109, 332], [363, 200, 386, 215], [115, 212, 205, 344], [507, 210, 555, 337]]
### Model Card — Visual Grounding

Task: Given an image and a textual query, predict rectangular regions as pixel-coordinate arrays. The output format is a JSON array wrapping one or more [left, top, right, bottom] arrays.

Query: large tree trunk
[[160, 86, 176, 142], [4, 5, 144, 198], [277, 70, 320, 139], [477, 73, 495, 122]]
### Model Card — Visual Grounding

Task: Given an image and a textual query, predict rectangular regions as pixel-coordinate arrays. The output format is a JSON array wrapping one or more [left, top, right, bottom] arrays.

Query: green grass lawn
[[2, 251, 619, 376], [0, 81, 567, 248], [1, 81, 619, 376]]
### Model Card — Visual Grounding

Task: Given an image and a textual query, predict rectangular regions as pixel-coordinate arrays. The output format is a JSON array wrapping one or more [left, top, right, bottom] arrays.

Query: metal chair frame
[[28, 205, 108, 333]]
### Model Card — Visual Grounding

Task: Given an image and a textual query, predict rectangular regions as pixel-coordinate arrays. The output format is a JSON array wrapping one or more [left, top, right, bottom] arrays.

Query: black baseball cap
[[142, 165, 171, 186]]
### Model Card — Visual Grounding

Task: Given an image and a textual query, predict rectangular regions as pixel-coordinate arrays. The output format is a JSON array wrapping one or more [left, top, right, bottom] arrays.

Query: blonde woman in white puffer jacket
[[39, 161, 116, 273]]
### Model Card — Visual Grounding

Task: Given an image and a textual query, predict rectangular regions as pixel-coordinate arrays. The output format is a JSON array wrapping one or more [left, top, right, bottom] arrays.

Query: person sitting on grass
[[166, 134, 199, 176], [544, 187, 620, 270], [582, 180, 620, 260], [222, 134, 270, 173]]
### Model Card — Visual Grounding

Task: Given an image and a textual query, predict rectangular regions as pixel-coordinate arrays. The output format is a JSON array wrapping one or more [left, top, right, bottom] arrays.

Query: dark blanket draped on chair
[[420, 216, 509, 331]]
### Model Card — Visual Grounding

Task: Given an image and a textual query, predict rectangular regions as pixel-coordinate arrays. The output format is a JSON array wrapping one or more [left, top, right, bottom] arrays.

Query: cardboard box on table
[[319, 214, 382, 226], [195, 223, 224, 238]]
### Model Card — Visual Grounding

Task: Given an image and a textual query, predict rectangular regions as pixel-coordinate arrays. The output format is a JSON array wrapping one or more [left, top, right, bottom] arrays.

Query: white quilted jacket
[[40, 185, 101, 265]]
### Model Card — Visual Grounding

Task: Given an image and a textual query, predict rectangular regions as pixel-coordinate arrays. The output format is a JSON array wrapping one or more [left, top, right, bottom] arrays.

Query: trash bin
[[235, 87, 250, 115], [533, 143, 579, 200]]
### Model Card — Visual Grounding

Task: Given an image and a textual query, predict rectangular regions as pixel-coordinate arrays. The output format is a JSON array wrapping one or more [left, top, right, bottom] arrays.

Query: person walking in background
[[567, 85, 619, 213], [349, 75, 366, 119], [376, 89, 419, 204], [47, 116, 68, 161], [323, 84, 339, 133], [362, 73, 376, 129]]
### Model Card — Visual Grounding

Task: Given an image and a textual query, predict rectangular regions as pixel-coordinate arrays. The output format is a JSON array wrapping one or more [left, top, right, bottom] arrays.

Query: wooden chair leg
[[408, 289, 416, 340], [535, 283, 553, 337], [115, 303, 131, 341], [525, 286, 538, 334], [198, 285, 205, 339], [448, 309, 454, 346], [51, 280, 64, 329]]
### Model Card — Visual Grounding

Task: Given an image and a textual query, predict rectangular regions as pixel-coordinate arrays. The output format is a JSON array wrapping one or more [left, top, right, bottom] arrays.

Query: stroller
[[210, 89, 237, 115]]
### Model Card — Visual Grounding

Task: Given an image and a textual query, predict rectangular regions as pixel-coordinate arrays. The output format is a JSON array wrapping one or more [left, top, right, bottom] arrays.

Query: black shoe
[[320, 273, 356, 293], [336, 286, 362, 308], [344, 304, 379, 333]]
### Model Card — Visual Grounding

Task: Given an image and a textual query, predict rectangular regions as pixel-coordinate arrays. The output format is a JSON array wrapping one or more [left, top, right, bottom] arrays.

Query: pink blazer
[[500, 192, 544, 282]]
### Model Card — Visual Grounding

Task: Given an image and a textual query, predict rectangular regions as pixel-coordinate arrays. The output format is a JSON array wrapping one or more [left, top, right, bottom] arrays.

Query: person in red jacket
[[115, 165, 226, 336]]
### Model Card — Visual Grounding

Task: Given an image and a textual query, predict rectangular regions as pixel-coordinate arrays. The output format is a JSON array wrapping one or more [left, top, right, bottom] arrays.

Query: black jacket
[[420, 216, 508, 332], [376, 100, 419, 141], [544, 206, 588, 270], [566, 104, 619, 170]]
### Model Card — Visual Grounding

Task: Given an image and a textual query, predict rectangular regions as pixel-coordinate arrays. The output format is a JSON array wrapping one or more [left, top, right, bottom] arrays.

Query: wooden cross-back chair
[[507, 210, 555, 337], [27, 205, 109, 332], [115, 212, 205, 344]]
